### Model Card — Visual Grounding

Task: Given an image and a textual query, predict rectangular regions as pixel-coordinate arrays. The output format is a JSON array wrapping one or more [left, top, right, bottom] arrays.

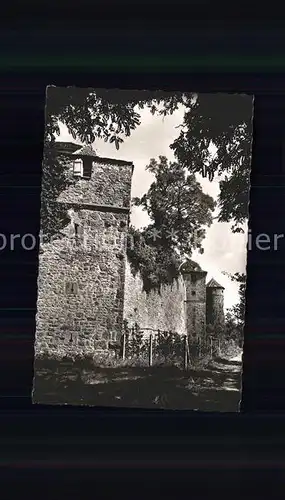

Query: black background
[[1, 15, 285, 496]]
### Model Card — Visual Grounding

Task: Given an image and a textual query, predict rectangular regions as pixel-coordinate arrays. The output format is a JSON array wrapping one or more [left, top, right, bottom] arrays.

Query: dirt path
[[34, 350, 243, 411], [186, 349, 243, 411]]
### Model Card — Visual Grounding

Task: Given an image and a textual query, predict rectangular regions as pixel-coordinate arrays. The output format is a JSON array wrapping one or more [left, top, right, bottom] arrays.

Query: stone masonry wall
[[183, 272, 207, 338], [123, 259, 187, 336], [207, 289, 225, 326], [35, 148, 133, 358], [57, 159, 133, 209], [35, 209, 129, 357], [185, 301, 207, 338]]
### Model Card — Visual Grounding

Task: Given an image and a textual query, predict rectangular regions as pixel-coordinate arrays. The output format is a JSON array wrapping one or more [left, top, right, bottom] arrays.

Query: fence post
[[210, 336, 213, 358], [149, 334, 153, 367], [184, 335, 188, 370], [218, 338, 221, 356], [122, 333, 126, 360]]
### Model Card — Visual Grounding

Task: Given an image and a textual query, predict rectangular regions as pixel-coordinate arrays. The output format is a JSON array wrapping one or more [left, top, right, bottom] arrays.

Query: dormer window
[[82, 160, 92, 179], [72, 158, 92, 179], [73, 158, 83, 177]]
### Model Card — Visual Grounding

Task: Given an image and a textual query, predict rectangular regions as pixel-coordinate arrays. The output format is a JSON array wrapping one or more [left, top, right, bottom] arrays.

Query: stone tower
[[206, 278, 225, 327], [180, 259, 207, 338], [35, 141, 134, 357]]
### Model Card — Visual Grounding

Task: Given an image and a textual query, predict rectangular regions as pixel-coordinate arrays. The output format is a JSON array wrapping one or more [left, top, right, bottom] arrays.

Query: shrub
[[152, 330, 184, 365], [125, 323, 148, 359]]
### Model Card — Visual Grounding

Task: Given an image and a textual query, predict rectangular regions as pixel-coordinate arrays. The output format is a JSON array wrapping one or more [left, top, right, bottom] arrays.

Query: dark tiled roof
[[207, 278, 224, 289], [72, 145, 97, 157], [55, 141, 81, 153], [56, 142, 133, 166], [95, 156, 134, 167]]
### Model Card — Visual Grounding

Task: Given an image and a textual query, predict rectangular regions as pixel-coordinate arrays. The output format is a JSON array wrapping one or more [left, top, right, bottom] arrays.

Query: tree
[[228, 272, 246, 326], [223, 271, 246, 344], [44, 86, 186, 144], [170, 93, 253, 233], [42, 88, 252, 238], [127, 156, 215, 291], [40, 144, 77, 239], [223, 311, 241, 344]]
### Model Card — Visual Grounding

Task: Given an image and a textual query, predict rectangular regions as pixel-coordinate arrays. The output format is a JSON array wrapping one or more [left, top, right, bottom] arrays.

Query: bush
[[155, 330, 184, 362], [125, 323, 149, 359]]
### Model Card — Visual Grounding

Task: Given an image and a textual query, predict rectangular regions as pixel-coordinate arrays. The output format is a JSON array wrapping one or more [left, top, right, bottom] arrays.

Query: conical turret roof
[[207, 278, 224, 289]]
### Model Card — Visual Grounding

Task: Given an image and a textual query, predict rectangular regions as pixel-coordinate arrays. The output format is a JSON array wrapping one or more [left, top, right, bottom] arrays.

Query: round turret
[[206, 278, 225, 327]]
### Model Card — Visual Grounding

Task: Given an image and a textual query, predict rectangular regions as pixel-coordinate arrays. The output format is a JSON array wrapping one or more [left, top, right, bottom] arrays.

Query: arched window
[[73, 158, 83, 177]]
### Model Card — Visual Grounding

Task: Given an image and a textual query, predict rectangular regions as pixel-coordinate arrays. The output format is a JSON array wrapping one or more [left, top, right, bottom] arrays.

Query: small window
[[65, 282, 78, 295], [74, 223, 81, 243], [191, 291, 196, 296], [74, 223, 83, 237], [74, 223, 84, 245], [73, 158, 92, 179], [64, 331, 78, 345], [109, 332, 117, 342], [73, 159, 83, 177], [82, 161, 92, 179]]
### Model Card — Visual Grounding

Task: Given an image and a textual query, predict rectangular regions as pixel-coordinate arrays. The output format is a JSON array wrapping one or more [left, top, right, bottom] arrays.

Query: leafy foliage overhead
[[45, 87, 186, 146], [44, 87, 253, 233], [170, 94, 253, 232]]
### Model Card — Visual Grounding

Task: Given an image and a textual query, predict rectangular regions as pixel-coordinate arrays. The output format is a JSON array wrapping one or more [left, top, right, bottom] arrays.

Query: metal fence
[[114, 327, 225, 369]]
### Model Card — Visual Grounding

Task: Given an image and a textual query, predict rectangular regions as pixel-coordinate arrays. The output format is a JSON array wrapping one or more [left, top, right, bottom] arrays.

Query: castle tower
[[180, 259, 207, 338], [206, 278, 225, 327], [35, 141, 134, 357]]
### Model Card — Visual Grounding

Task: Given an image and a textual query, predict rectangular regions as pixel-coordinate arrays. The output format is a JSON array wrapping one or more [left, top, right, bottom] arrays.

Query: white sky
[[56, 103, 249, 310]]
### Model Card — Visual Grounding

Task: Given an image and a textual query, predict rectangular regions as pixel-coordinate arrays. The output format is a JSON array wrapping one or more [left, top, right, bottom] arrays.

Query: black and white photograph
[[32, 88, 253, 411]]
